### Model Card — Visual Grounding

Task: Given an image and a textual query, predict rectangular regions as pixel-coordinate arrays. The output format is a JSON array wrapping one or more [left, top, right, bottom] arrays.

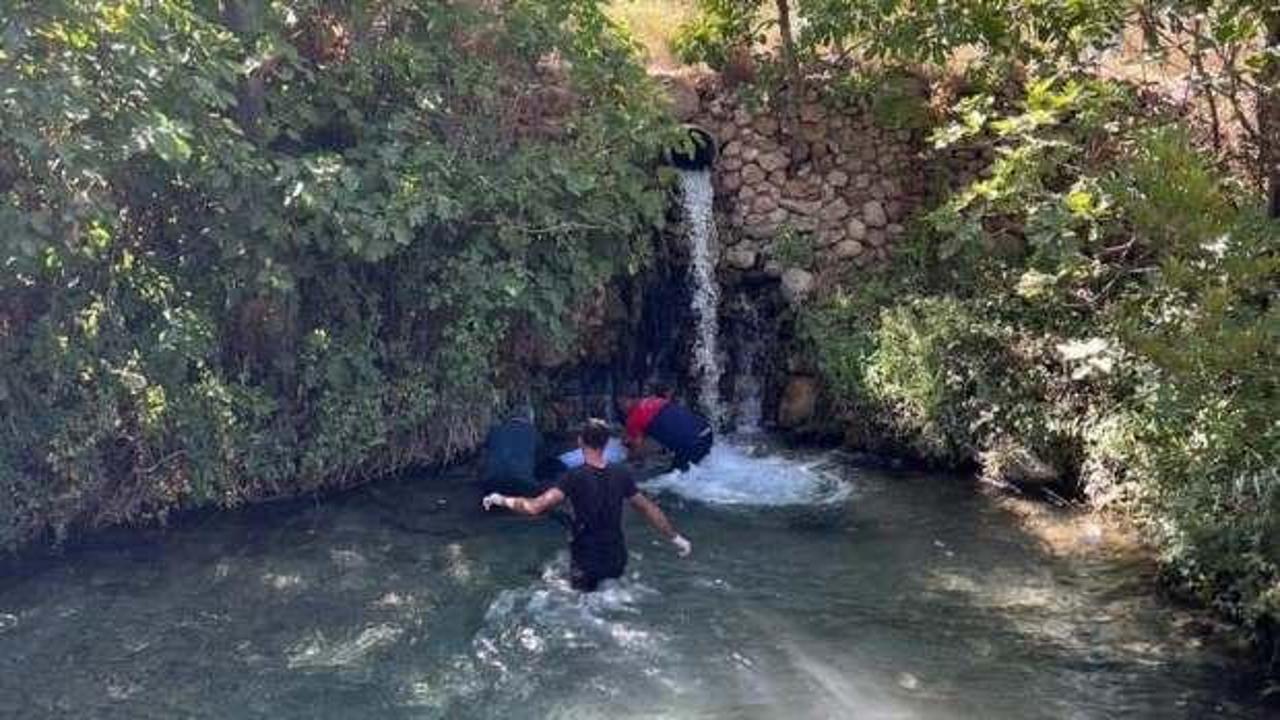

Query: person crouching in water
[[482, 419, 692, 592], [620, 384, 714, 472], [479, 407, 545, 497]]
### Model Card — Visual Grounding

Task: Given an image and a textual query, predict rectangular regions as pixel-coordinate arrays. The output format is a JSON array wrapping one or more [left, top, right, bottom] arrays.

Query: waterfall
[[730, 294, 765, 433], [677, 168, 723, 428]]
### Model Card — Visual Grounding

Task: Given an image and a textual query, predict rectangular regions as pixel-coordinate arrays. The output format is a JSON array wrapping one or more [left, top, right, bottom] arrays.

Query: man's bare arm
[[486, 487, 565, 516], [629, 493, 678, 539], [629, 494, 692, 556]]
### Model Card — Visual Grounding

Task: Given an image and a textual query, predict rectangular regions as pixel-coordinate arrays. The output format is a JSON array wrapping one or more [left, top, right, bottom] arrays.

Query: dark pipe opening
[[664, 125, 717, 171]]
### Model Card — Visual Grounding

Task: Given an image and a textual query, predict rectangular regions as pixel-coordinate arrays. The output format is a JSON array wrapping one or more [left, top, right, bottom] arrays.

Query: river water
[[0, 441, 1262, 719]]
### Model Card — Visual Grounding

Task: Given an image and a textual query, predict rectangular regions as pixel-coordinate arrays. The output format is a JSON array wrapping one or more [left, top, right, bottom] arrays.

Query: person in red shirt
[[621, 383, 714, 472]]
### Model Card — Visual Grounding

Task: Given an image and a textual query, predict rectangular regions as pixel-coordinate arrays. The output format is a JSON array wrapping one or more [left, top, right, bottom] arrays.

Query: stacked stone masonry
[[692, 83, 930, 294]]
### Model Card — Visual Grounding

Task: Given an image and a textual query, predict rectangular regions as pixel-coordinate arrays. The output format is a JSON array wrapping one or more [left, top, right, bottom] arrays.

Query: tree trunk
[[220, 0, 267, 141], [775, 0, 805, 158], [1264, 13, 1280, 218]]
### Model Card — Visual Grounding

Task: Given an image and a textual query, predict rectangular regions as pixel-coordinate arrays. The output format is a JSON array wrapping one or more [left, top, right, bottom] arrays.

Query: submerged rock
[[780, 268, 815, 304], [777, 375, 819, 428]]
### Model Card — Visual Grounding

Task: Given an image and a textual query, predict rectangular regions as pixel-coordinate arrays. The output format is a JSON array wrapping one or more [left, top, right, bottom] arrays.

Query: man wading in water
[[482, 419, 692, 591]]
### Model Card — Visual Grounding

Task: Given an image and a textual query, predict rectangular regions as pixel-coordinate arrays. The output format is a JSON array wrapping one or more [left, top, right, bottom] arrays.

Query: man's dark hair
[[579, 418, 611, 451]]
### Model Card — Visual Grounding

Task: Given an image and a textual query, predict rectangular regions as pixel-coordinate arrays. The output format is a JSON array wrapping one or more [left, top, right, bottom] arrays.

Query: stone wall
[[655, 70, 996, 430], [689, 79, 932, 303]]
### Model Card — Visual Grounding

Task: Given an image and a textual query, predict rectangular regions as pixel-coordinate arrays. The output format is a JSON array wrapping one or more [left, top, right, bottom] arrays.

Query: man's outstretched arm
[[483, 487, 565, 516], [629, 493, 692, 556]]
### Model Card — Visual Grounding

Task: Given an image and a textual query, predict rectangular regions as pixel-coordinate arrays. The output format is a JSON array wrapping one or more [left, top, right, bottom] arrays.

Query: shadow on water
[[0, 440, 1266, 719]]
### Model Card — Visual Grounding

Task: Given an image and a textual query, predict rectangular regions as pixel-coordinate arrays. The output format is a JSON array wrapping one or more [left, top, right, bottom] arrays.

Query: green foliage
[[671, 0, 763, 68], [868, 73, 935, 130], [806, 68, 1280, 647], [771, 225, 816, 267], [677, 0, 1133, 71], [0, 0, 675, 546]]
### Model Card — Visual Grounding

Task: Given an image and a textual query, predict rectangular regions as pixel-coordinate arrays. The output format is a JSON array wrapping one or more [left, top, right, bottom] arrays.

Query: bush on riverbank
[[0, 2, 676, 547], [802, 74, 1279, 660]]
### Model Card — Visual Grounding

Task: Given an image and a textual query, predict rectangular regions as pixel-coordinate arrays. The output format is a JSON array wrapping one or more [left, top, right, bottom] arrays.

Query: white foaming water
[[424, 554, 673, 713], [678, 169, 723, 428], [642, 442, 854, 507]]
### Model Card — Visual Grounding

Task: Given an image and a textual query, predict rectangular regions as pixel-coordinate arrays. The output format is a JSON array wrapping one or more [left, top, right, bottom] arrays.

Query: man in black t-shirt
[[482, 419, 692, 591]]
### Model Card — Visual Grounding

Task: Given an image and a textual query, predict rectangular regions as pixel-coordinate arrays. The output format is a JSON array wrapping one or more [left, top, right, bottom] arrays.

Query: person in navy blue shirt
[[620, 384, 714, 472], [480, 409, 543, 497]]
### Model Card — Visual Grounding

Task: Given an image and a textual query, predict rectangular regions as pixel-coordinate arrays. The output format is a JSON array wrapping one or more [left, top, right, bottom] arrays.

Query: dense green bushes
[[802, 74, 1279, 651], [0, 1, 676, 547]]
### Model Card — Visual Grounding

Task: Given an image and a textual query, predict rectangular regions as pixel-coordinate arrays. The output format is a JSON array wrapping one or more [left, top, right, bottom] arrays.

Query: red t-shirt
[[625, 396, 669, 444]]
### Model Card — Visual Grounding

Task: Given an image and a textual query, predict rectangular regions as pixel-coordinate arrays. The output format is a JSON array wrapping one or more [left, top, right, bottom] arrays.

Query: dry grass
[[605, 0, 698, 69]]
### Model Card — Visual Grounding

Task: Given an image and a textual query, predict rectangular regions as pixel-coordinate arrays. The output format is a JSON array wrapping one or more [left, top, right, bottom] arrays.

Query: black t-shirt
[[555, 463, 639, 574]]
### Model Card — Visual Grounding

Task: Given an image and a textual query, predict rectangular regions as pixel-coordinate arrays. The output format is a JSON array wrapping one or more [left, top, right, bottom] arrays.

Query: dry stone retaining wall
[[689, 80, 932, 300]]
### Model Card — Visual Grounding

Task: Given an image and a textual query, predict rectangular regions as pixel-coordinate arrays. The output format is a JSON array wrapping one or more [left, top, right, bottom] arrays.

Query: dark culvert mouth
[[664, 125, 717, 171]]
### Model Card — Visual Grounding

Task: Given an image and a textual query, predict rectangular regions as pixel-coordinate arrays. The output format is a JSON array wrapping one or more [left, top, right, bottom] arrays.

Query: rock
[[817, 227, 844, 247], [721, 141, 741, 158], [763, 259, 784, 277], [751, 194, 778, 214], [979, 440, 1061, 487], [867, 229, 887, 247], [725, 247, 758, 270], [752, 116, 779, 136], [780, 268, 815, 304], [821, 198, 851, 222], [791, 215, 820, 232], [800, 103, 825, 123], [777, 375, 819, 428], [741, 164, 766, 185], [827, 170, 849, 187], [768, 170, 787, 186], [721, 155, 743, 172], [854, 173, 872, 189], [758, 151, 789, 173], [779, 198, 823, 216], [887, 223, 905, 238], [863, 200, 888, 228], [834, 240, 864, 259], [801, 125, 826, 143], [721, 172, 742, 192], [742, 146, 760, 162], [766, 207, 790, 225], [654, 73, 701, 120], [733, 108, 752, 127], [784, 177, 820, 200], [846, 217, 867, 240]]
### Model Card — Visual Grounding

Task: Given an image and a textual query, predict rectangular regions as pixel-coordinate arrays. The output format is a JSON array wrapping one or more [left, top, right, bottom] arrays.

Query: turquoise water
[[0, 442, 1263, 718]]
